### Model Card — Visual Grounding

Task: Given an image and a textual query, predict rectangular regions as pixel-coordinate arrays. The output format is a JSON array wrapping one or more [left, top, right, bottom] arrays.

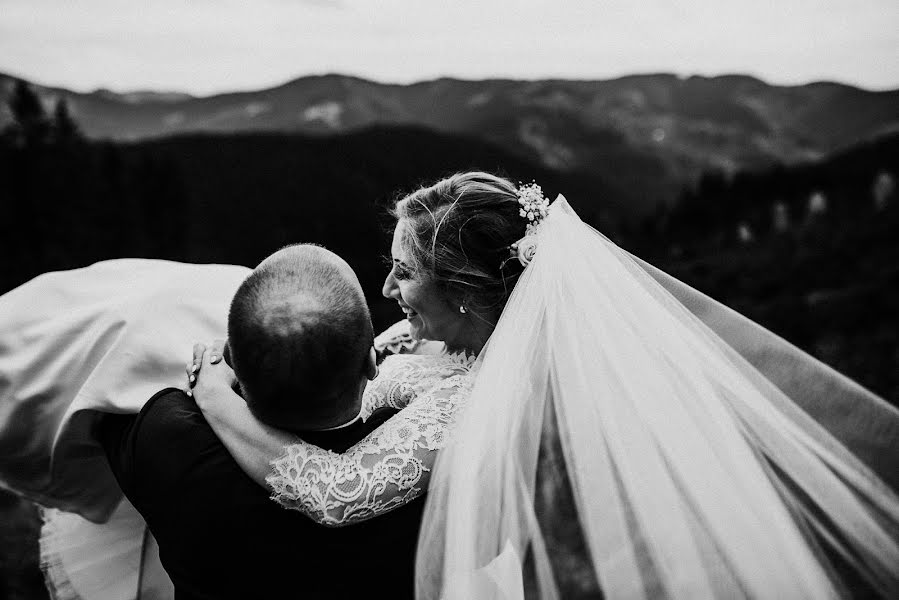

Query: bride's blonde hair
[[393, 172, 528, 318]]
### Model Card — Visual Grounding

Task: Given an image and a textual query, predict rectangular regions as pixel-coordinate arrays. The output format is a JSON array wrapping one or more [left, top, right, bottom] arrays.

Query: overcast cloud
[[0, 0, 896, 94]]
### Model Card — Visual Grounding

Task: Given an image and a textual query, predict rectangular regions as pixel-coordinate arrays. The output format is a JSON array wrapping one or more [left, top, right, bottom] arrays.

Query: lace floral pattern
[[372, 318, 419, 358], [359, 350, 477, 420], [267, 352, 478, 526]]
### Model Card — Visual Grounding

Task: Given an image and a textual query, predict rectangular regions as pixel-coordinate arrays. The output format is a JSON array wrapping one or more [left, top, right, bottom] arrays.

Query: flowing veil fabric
[[416, 198, 899, 599], [635, 258, 899, 493]]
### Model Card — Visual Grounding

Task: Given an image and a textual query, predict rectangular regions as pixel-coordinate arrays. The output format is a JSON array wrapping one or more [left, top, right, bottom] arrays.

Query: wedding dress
[[415, 197, 899, 599], [0, 259, 250, 600]]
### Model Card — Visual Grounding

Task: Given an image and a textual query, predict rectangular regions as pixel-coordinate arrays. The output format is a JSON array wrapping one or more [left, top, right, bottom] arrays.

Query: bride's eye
[[393, 264, 413, 281], [383, 254, 415, 281]]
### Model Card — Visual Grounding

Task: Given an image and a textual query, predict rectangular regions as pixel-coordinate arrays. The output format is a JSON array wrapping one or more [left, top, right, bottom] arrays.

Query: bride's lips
[[399, 304, 418, 319]]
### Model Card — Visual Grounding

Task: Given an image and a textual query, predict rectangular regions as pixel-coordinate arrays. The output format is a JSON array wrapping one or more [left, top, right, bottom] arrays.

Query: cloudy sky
[[1, 0, 897, 95]]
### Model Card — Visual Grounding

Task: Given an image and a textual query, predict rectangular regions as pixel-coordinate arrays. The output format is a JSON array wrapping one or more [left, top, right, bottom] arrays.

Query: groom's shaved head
[[227, 244, 374, 429]]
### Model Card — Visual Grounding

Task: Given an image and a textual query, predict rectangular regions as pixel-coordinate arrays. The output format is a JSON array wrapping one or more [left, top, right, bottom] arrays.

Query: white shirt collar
[[315, 407, 364, 431]]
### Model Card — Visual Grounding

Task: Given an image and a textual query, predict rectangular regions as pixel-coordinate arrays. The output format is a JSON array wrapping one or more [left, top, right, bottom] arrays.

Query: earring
[[459, 305, 467, 314]]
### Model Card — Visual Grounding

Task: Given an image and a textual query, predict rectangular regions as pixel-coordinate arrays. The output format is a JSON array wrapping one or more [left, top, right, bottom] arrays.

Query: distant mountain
[[2, 72, 897, 211], [93, 88, 196, 104]]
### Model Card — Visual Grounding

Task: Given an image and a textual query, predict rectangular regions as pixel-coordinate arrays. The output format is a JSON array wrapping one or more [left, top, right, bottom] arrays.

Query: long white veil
[[416, 198, 899, 599]]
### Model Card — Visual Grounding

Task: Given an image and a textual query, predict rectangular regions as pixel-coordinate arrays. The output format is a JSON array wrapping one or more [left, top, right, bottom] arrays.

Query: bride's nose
[[382, 270, 398, 299]]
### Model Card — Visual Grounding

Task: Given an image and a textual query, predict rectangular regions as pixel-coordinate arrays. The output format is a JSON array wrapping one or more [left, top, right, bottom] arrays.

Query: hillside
[[645, 133, 899, 401], [3, 73, 897, 212]]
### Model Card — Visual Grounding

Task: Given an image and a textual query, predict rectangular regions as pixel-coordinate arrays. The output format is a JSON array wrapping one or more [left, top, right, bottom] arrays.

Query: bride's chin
[[408, 317, 424, 336]]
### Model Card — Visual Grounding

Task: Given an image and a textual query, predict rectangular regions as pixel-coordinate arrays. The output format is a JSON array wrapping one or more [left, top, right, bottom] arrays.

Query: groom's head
[[226, 244, 377, 432]]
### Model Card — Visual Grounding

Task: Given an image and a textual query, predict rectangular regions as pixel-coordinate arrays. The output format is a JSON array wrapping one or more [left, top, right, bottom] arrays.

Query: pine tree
[[6, 80, 51, 145], [52, 98, 81, 142]]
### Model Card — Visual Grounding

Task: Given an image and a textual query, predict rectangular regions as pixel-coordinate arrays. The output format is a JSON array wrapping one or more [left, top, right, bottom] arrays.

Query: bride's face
[[383, 221, 468, 347]]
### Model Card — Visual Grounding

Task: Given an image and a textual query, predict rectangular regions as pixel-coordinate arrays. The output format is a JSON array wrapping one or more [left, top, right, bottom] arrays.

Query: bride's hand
[[185, 339, 228, 392], [185, 342, 204, 396], [188, 339, 238, 411], [183, 339, 288, 489]]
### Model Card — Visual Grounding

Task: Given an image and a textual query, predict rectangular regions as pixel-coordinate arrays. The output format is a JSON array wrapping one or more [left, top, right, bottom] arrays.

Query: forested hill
[[645, 132, 899, 401], [661, 132, 899, 250]]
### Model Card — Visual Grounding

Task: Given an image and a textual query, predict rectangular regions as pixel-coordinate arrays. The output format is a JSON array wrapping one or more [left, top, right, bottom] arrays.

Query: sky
[[1, 0, 897, 95]]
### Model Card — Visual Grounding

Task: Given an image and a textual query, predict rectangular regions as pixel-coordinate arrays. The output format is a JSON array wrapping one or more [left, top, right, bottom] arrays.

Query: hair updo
[[392, 172, 528, 318]]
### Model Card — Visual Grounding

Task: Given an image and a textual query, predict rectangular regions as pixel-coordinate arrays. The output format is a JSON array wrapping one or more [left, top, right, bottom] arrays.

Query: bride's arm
[[191, 344, 473, 526], [190, 348, 299, 487], [267, 373, 470, 527]]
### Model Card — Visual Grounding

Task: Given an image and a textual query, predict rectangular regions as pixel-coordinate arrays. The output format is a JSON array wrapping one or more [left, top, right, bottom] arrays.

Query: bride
[[188, 172, 899, 598]]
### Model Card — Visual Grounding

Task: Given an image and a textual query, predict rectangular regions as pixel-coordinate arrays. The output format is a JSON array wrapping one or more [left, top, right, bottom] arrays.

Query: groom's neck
[[293, 379, 366, 433]]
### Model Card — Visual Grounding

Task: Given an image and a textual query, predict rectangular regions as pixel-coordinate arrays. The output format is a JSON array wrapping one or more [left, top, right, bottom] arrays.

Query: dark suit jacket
[[99, 388, 425, 600]]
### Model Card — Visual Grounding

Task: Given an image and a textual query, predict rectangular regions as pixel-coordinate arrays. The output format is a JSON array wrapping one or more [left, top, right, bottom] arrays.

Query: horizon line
[[2, 68, 897, 99]]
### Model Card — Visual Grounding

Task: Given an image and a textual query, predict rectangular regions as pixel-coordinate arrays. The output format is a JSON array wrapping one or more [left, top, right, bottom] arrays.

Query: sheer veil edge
[[415, 197, 899, 600]]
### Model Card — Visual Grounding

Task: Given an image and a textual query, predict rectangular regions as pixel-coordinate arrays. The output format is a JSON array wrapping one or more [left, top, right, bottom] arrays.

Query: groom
[[98, 245, 425, 599]]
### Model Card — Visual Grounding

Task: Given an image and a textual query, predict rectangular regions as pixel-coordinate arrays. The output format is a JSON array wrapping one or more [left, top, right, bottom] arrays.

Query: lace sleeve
[[266, 371, 473, 526]]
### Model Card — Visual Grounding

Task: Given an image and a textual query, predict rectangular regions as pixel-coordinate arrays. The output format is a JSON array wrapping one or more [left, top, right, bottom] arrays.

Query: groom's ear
[[364, 346, 378, 380]]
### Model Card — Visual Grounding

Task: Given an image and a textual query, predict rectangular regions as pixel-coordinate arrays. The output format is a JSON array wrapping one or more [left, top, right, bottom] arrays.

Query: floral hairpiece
[[509, 182, 550, 267]]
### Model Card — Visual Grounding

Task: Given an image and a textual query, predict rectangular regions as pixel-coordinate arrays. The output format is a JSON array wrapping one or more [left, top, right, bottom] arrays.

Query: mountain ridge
[[13, 71, 897, 99], [3, 71, 897, 211]]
